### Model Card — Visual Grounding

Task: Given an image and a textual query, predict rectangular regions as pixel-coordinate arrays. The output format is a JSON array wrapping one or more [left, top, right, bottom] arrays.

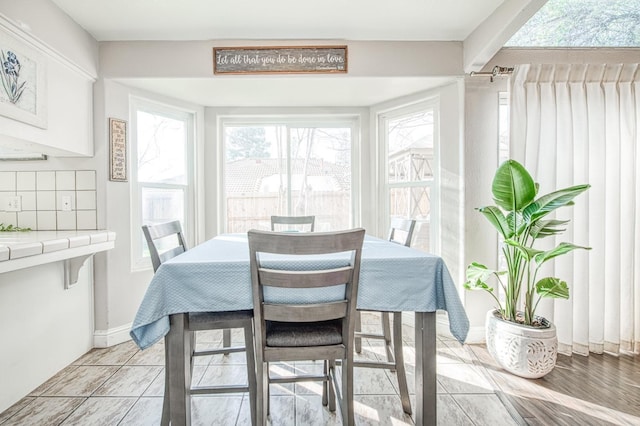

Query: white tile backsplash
[[37, 191, 56, 210], [76, 170, 96, 190], [0, 172, 16, 191], [17, 211, 37, 229], [57, 211, 77, 230], [76, 191, 96, 210], [2, 170, 97, 230], [18, 191, 37, 211], [36, 171, 56, 190], [37, 211, 57, 230], [56, 171, 76, 190], [0, 211, 17, 226], [16, 172, 36, 191], [77, 210, 97, 230]]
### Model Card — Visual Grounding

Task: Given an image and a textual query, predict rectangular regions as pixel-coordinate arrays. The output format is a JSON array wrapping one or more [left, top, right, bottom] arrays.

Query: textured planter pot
[[485, 309, 557, 379]]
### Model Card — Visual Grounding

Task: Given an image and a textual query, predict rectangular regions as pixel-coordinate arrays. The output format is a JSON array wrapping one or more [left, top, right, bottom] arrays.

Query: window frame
[[377, 98, 440, 253], [130, 96, 196, 271], [217, 114, 361, 233]]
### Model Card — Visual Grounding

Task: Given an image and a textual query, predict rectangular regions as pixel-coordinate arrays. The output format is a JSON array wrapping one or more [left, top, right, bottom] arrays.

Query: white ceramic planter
[[485, 309, 558, 379]]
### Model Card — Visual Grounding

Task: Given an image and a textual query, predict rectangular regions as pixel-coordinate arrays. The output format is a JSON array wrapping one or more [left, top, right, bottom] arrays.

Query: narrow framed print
[[109, 118, 127, 182]]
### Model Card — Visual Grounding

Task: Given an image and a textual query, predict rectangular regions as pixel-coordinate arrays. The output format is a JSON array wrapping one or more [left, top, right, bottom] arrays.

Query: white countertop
[[0, 230, 116, 272], [0, 230, 116, 261]]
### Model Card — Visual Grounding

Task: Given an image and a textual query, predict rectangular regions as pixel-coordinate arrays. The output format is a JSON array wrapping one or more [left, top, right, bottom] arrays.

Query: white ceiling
[[116, 76, 457, 107], [51, 0, 505, 42], [49, 0, 518, 106]]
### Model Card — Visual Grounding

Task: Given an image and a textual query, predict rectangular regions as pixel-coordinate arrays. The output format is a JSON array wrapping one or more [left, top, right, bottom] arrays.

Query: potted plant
[[465, 160, 590, 378]]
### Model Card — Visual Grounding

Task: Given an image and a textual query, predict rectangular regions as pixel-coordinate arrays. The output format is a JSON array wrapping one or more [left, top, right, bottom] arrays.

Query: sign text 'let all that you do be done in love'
[[213, 46, 347, 74]]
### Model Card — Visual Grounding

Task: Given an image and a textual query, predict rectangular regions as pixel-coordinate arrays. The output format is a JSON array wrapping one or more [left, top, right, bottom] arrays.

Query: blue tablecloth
[[130, 234, 469, 349]]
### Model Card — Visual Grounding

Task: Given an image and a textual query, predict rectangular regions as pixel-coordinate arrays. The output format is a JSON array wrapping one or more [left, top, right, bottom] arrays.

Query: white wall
[[0, 261, 94, 412], [462, 76, 509, 340], [91, 79, 206, 340], [0, 0, 98, 156]]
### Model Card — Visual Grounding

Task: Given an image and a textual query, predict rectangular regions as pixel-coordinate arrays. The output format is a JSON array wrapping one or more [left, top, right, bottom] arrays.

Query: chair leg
[[161, 338, 170, 426], [264, 371, 270, 425], [243, 323, 257, 426], [256, 359, 267, 426], [327, 360, 336, 412], [341, 355, 354, 426], [223, 328, 232, 355], [381, 312, 395, 370], [322, 360, 329, 407], [393, 312, 412, 415], [354, 311, 362, 353]]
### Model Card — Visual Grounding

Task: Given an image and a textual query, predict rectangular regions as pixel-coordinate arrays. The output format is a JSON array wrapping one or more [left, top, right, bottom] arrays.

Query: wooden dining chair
[[353, 217, 416, 415], [142, 220, 257, 425], [248, 228, 365, 426], [270, 215, 315, 232]]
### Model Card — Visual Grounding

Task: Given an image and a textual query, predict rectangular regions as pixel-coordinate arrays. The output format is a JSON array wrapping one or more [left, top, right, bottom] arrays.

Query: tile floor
[[0, 313, 520, 425]]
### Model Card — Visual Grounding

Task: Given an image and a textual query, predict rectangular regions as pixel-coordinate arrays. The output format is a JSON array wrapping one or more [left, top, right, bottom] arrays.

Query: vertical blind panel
[[511, 63, 640, 356]]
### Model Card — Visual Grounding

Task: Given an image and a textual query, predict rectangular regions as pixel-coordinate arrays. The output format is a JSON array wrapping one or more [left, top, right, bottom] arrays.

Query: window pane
[[137, 110, 187, 184], [141, 187, 185, 226], [507, 0, 640, 47], [289, 127, 351, 231], [388, 111, 434, 183], [140, 187, 186, 257], [224, 123, 352, 233]]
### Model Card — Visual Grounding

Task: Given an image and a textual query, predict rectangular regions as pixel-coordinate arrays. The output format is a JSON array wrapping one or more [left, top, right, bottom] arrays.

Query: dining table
[[130, 233, 469, 426]]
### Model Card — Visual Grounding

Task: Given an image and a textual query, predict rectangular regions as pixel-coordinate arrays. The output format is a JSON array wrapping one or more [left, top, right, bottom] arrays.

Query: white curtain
[[510, 64, 640, 356]]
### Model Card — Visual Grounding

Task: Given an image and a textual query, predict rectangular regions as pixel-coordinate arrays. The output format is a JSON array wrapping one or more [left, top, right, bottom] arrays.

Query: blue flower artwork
[[1, 49, 27, 104]]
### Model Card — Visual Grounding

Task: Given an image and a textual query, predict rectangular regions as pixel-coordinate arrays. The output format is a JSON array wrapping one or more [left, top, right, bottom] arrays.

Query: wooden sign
[[213, 45, 347, 75], [109, 118, 127, 182]]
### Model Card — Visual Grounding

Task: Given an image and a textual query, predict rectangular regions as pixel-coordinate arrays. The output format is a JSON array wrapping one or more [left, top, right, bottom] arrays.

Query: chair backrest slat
[[264, 301, 348, 322], [387, 218, 416, 247], [270, 215, 315, 232], [258, 267, 353, 289], [142, 220, 188, 272], [248, 228, 365, 355]]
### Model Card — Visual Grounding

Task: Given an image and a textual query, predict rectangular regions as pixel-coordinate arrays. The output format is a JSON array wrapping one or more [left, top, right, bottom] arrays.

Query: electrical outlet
[[62, 195, 72, 211], [4, 195, 22, 212]]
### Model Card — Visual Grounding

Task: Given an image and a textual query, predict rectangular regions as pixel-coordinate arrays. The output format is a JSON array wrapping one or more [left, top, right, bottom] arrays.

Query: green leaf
[[523, 184, 591, 224], [464, 262, 502, 292], [477, 206, 512, 239], [536, 277, 569, 299], [533, 242, 591, 265], [505, 239, 543, 261], [530, 219, 569, 239], [491, 160, 537, 212], [506, 211, 528, 237]]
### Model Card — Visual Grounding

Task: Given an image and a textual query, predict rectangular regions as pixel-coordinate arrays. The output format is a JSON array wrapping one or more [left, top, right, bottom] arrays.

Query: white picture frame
[[0, 28, 47, 129]]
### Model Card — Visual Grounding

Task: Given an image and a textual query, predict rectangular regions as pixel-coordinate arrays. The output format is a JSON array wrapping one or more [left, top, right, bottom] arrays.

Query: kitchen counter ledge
[[0, 230, 116, 281]]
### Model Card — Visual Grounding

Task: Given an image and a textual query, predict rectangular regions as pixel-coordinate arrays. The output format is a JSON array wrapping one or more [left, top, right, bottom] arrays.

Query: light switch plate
[[4, 195, 22, 212]]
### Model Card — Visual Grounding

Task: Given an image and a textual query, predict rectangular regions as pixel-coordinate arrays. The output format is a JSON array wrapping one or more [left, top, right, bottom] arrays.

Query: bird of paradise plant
[[1, 50, 26, 104], [465, 160, 591, 326]]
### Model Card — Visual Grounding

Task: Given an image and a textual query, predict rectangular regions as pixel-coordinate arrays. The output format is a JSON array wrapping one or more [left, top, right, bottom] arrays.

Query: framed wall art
[[213, 45, 348, 74], [0, 28, 47, 129], [109, 118, 127, 182]]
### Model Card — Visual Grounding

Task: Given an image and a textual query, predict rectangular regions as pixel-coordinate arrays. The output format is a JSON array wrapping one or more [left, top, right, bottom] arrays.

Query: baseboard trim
[[436, 314, 485, 344], [463, 326, 486, 344], [94, 323, 133, 348]]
